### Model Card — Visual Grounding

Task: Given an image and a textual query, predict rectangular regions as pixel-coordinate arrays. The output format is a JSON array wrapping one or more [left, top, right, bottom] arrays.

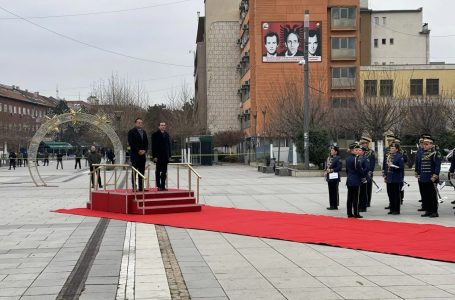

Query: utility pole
[[303, 10, 310, 169]]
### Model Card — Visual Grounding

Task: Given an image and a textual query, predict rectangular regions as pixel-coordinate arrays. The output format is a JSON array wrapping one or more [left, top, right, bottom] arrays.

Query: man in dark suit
[[127, 118, 149, 191], [151, 122, 171, 191]]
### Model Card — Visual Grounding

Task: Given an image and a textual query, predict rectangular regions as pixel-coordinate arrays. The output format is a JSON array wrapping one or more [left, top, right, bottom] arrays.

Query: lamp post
[[303, 10, 310, 169]]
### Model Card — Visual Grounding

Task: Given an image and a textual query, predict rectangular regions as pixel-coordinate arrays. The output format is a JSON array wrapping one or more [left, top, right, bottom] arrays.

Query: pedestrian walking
[[8, 151, 16, 170], [74, 148, 82, 169], [56, 152, 63, 169]]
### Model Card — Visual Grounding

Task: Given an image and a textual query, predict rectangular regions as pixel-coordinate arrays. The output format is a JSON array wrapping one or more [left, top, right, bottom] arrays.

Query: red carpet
[[54, 206, 455, 263]]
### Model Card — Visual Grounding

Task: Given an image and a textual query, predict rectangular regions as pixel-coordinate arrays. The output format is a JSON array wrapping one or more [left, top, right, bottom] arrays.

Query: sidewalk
[[1, 161, 455, 299]]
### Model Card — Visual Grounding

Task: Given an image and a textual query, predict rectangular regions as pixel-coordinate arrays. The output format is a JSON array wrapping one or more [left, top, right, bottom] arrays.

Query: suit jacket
[[127, 127, 149, 162], [151, 130, 171, 162]]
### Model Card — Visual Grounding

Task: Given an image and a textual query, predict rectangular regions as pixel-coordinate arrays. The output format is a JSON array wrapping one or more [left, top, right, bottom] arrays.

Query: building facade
[[0, 84, 57, 154], [360, 64, 455, 99], [360, 8, 430, 66], [238, 0, 361, 139], [201, 0, 241, 134]]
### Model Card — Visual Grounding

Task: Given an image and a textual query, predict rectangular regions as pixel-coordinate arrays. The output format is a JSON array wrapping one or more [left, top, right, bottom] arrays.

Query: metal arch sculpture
[[28, 110, 124, 187]]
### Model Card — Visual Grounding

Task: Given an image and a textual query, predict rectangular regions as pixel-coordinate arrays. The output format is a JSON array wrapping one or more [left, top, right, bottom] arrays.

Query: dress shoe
[[326, 207, 338, 210], [419, 199, 422, 202], [417, 208, 426, 212], [384, 206, 390, 209], [421, 213, 430, 217], [347, 215, 355, 218], [451, 200, 455, 204], [359, 208, 366, 212], [367, 204, 371, 208], [354, 215, 363, 218], [429, 213, 439, 218], [391, 212, 400, 215]]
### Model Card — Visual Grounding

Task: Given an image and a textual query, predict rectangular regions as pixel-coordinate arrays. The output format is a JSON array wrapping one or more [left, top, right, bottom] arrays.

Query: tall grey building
[[194, 0, 240, 134]]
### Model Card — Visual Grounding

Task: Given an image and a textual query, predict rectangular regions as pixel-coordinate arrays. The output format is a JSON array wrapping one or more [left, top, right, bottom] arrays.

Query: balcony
[[331, 7, 356, 30], [332, 78, 356, 89], [331, 48, 356, 60]]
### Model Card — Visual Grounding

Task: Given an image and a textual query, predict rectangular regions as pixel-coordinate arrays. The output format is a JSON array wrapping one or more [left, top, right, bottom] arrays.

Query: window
[[380, 80, 393, 97], [364, 80, 377, 96], [390, 38, 394, 45], [331, 7, 356, 29], [332, 37, 356, 49], [382, 39, 386, 45], [410, 79, 423, 96], [382, 17, 387, 25], [426, 79, 439, 96], [0, 104, 2, 112], [374, 17, 379, 25], [374, 39, 378, 48], [331, 97, 355, 108], [331, 67, 356, 89]]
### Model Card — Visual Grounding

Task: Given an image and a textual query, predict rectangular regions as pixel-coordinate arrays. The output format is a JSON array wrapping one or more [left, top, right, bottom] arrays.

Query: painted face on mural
[[265, 35, 278, 56], [308, 35, 319, 56], [285, 33, 300, 56]]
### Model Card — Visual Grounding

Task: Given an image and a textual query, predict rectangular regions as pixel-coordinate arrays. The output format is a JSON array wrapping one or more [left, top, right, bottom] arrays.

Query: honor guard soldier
[[346, 142, 366, 218], [324, 145, 342, 210], [417, 136, 441, 218], [385, 143, 404, 215], [394, 136, 407, 204], [383, 134, 396, 209], [415, 134, 431, 211], [360, 137, 376, 208], [358, 145, 370, 212]]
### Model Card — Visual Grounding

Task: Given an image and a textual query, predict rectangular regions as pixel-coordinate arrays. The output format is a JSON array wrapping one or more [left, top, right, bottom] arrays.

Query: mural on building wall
[[262, 22, 321, 63]]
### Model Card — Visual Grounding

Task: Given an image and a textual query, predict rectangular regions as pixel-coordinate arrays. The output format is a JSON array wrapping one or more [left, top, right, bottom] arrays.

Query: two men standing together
[[127, 118, 171, 192]]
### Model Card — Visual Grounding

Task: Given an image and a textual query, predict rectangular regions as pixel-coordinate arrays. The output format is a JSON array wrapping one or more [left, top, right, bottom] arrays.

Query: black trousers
[[388, 182, 401, 213], [359, 183, 368, 210], [366, 180, 373, 207], [328, 181, 339, 208], [347, 186, 360, 217], [131, 156, 146, 191], [421, 181, 438, 214], [9, 160, 16, 169], [43, 159, 49, 166], [89, 165, 102, 187], [75, 158, 81, 169], [418, 180, 425, 208], [56, 160, 63, 169], [155, 161, 168, 189]]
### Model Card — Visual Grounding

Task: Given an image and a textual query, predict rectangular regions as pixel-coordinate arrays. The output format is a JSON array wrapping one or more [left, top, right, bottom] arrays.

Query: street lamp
[[303, 10, 310, 169]]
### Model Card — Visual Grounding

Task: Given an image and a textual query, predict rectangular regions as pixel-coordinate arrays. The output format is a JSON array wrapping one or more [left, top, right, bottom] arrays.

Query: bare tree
[[90, 73, 148, 147], [402, 96, 450, 136]]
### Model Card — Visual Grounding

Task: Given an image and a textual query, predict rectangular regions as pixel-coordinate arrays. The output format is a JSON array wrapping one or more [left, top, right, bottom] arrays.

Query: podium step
[[137, 204, 202, 214]]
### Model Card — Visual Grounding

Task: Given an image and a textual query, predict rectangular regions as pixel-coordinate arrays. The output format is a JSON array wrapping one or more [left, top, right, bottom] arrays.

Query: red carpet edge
[[53, 205, 455, 263]]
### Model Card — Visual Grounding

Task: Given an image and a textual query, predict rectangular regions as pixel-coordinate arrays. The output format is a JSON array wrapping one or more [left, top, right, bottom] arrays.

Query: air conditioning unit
[[242, 24, 249, 30]]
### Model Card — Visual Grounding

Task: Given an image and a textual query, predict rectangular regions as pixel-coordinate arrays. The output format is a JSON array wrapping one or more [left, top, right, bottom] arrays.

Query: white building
[[370, 8, 430, 65]]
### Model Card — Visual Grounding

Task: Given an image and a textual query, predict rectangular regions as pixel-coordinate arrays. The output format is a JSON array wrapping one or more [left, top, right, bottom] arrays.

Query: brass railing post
[[188, 167, 191, 196], [197, 177, 200, 204], [103, 167, 106, 191], [177, 165, 180, 189]]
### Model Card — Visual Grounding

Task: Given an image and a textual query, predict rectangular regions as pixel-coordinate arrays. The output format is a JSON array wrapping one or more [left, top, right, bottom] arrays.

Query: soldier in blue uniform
[[394, 136, 407, 204], [385, 143, 404, 215], [358, 145, 370, 212], [415, 134, 430, 211], [360, 136, 376, 208], [346, 142, 366, 218], [383, 134, 396, 209], [418, 137, 442, 218], [324, 145, 342, 210]]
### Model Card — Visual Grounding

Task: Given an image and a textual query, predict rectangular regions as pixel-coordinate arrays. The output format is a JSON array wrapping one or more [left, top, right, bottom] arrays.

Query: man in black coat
[[151, 122, 171, 191], [127, 118, 149, 191]]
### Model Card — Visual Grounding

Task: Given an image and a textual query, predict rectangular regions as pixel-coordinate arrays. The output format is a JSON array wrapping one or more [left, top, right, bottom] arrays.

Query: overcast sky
[[0, 0, 453, 105]]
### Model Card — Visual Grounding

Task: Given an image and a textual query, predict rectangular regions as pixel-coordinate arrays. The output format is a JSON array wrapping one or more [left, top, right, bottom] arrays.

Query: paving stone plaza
[[1, 161, 455, 300]]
